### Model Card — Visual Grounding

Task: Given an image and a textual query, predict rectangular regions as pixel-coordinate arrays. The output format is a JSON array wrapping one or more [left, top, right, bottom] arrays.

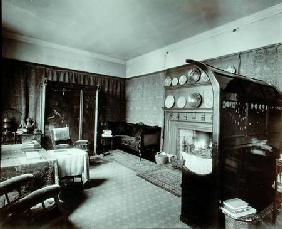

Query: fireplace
[[179, 129, 212, 175], [163, 107, 213, 160]]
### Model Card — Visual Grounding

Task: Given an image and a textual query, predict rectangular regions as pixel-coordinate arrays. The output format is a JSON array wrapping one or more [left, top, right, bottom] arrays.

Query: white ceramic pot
[[155, 154, 168, 164]]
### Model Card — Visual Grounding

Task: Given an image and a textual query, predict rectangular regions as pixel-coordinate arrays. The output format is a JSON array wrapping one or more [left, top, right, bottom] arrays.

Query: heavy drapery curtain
[[1, 58, 126, 129]]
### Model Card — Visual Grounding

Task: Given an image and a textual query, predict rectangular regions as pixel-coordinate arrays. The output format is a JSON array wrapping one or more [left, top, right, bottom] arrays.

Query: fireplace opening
[[179, 129, 213, 175]]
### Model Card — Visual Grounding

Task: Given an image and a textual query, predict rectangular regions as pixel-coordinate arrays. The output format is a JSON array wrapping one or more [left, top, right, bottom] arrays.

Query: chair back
[[51, 127, 72, 148]]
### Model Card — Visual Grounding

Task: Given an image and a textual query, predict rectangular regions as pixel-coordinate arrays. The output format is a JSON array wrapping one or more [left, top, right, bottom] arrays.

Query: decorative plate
[[187, 93, 202, 108], [205, 96, 213, 108], [165, 95, 175, 108], [187, 68, 201, 82], [171, 77, 178, 86], [200, 71, 209, 82], [187, 69, 193, 77], [179, 75, 188, 85], [164, 77, 172, 86], [177, 96, 186, 108]]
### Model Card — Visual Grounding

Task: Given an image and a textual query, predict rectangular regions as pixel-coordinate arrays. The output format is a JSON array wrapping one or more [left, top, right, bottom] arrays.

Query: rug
[[107, 150, 182, 197], [137, 167, 182, 197], [107, 150, 161, 174]]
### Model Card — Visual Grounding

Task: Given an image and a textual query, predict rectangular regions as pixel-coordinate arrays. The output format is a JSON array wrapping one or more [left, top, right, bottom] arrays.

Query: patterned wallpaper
[[126, 44, 282, 130], [206, 44, 282, 91], [126, 72, 165, 128]]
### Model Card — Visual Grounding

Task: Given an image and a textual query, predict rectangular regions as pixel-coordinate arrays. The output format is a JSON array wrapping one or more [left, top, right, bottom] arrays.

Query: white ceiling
[[2, 0, 281, 61]]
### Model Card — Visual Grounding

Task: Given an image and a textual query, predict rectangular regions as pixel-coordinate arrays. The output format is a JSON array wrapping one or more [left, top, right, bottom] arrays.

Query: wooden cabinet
[[44, 81, 97, 153]]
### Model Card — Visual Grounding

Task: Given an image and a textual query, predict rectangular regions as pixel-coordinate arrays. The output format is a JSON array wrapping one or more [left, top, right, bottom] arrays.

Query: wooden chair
[[0, 174, 61, 223], [0, 174, 34, 205], [50, 127, 89, 187], [51, 127, 89, 151]]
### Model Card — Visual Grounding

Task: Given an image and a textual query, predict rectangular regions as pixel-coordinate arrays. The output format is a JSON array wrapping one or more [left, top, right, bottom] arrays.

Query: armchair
[[0, 174, 60, 224]]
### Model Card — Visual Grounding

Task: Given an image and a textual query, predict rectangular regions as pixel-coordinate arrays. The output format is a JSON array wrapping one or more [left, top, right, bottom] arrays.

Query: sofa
[[106, 122, 161, 161]]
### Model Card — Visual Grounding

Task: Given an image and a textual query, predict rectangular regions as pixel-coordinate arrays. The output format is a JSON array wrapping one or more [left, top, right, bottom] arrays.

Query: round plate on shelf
[[165, 95, 175, 108], [179, 75, 188, 85], [177, 96, 186, 108], [187, 93, 202, 108], [171, 77, 178, 86], [164, 77, 172, 86], [187, 69, 193, 77], [205, 96, 213, 108], [200, 71, 209, 82], [187, 68, 201, 82]]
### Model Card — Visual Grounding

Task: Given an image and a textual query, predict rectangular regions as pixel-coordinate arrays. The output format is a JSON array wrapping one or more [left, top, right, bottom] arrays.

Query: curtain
[[1, 58, 126, 130]]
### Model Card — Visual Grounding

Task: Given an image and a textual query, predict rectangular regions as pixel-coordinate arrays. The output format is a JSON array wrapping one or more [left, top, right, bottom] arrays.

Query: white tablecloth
[[47, 148, 89, 183]]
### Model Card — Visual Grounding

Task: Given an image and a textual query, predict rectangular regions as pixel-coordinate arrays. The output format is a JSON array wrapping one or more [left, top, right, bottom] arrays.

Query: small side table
[[101, 136, 116, 154]]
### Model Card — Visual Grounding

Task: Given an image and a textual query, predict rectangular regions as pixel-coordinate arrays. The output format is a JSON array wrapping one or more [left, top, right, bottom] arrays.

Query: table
[[1, 144, 59, 188], [47, 148, 89, 184], [101, 136, 114, 154]]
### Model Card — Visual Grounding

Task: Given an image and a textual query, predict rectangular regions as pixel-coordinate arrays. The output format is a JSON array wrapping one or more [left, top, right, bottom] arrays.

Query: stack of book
[[21, 140, 41, 151], [221, 198, 257, 219]]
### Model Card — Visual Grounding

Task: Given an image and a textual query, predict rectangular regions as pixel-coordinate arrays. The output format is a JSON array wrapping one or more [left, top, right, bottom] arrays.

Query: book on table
[[222, 198, 257, 220], [221, 206, 256, 219], [21, 140, 41, 151], [223, 198, 248, 211]]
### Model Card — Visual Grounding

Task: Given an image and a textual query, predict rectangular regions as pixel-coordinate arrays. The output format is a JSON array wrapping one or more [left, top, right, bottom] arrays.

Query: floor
[[2, 153, 282, 229], [67, 158, 188, 229]]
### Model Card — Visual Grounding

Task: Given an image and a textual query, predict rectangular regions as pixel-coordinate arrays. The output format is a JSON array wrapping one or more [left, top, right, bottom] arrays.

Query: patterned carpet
[[137, 167, 181, 197], [2, 160, 188, 229], [107, 150, 182, 197], [106, 150, 161, 173]]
